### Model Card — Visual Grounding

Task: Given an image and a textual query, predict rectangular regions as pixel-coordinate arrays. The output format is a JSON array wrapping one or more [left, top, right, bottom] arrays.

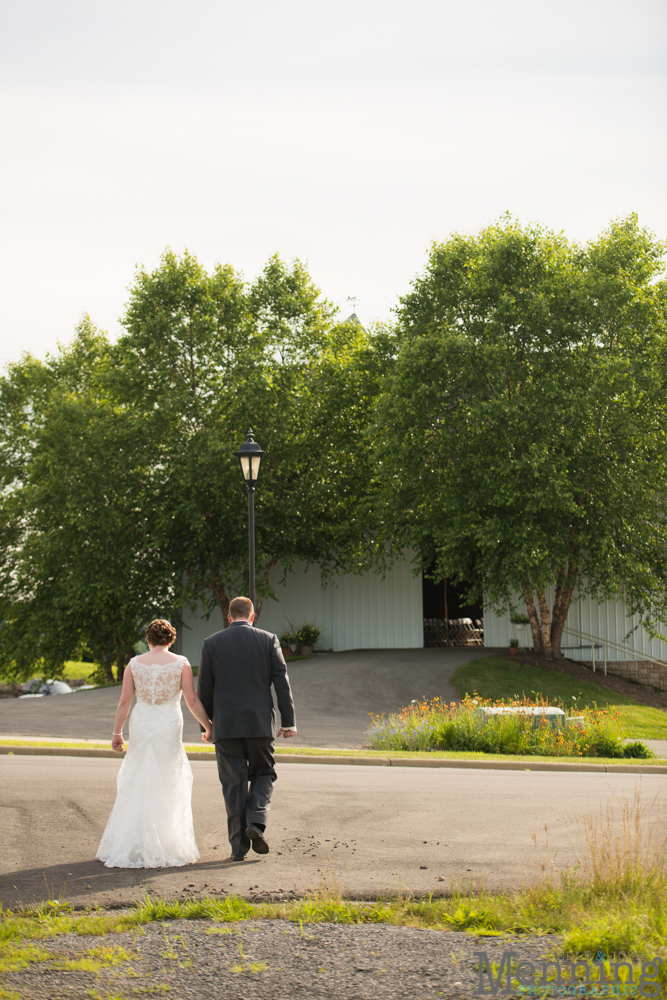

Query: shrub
[[621, 740, 654, 759]]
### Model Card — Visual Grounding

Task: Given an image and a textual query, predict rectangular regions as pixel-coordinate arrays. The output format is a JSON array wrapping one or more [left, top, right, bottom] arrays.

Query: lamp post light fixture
[[234, 428, 265, 608]]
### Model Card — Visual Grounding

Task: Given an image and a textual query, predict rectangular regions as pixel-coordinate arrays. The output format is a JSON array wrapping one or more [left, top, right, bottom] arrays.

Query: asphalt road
[[0, 647, 504, 747], [2, 755, 664, 910]]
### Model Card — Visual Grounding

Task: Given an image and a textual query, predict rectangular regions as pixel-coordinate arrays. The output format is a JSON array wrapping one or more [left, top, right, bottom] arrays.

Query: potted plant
[[295, 622, 321, 658], [279, 630, 298, 657], [509, 638, 520, 654]]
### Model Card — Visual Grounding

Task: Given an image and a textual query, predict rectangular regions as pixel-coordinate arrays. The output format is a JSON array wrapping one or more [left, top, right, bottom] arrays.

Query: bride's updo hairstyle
[[145, 619, 177, 647]]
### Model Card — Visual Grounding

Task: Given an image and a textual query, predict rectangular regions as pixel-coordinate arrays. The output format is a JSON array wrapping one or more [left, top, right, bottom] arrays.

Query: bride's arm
[[181, 662, 212, 743], [111, 665, 135, 751]]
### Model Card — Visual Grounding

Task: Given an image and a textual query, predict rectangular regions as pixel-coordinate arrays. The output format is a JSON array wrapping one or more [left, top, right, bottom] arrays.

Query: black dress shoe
[[246, 825, 270, 854], [228, 853, 245, 862]]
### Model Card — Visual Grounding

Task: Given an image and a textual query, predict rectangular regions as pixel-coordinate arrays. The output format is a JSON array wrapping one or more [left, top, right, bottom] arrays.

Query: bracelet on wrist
[[112, 732, 123, 736]]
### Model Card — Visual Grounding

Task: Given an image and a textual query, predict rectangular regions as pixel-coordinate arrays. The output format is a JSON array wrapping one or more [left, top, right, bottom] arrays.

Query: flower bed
[[367, 694, 653, 758]]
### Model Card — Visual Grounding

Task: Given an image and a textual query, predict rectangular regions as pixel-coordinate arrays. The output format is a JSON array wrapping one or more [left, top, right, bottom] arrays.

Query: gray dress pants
[[214, 737, 277, 856]]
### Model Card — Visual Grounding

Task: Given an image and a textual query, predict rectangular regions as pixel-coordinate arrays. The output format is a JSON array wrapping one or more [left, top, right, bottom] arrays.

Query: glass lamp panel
[[239, 455, 252, 480]]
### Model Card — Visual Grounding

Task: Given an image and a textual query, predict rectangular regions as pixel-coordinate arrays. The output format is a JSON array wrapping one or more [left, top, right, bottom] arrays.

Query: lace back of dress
[[130, 657, 184, 705]]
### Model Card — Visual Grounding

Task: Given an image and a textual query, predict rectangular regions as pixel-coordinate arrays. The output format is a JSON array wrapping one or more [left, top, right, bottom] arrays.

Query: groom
[[197, 596, 297, 861]]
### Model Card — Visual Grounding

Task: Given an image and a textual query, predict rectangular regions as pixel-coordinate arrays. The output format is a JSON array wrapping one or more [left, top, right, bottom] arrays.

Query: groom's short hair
[[229, 597, 254, 620]]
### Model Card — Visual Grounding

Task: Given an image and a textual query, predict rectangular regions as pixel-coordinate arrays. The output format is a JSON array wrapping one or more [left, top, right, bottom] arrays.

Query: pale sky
[[1, 0, 666, 366]]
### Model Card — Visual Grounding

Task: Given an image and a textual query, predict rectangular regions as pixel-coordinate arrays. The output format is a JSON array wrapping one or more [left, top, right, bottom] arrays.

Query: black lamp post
[[234, 428, 265, 608]]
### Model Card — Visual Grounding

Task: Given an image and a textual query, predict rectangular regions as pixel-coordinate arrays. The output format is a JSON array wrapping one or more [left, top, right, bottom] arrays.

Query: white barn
[[179, 554, 423, 663], [179, 558, 667, 690]]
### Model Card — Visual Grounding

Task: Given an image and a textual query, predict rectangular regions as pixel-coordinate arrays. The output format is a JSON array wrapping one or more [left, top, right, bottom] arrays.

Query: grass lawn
[[2, 738, 665, 766], [0, 661, 100, 685], [452, 656, 667, 740], [61, 661, 98, 681]]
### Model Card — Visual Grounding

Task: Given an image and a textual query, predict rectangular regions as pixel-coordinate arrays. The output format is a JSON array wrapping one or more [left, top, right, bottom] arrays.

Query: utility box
[[475, 706, 567, 729]]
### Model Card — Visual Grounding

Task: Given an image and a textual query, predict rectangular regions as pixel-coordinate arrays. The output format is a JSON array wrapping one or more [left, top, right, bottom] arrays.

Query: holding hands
[[201, 724, 213, 744]]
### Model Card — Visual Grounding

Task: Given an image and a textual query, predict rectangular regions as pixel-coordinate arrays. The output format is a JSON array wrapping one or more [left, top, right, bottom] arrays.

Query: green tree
[[0, 320, 176, 682], [0, 252, 387, 681], [114, 250, 386, 624], [378, 215, 667, 657]]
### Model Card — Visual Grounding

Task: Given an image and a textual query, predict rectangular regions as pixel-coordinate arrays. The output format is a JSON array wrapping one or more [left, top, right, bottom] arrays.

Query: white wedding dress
[[97, 655, 200, 868]]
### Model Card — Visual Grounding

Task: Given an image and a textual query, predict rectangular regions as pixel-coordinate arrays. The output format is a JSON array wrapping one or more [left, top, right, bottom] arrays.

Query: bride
[[97, 618, 212, 868]]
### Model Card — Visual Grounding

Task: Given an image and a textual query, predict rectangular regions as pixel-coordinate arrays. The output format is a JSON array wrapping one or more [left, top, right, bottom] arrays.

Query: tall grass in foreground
[[1, 790, 665, 989], [543, 786, 667, 990], [559, 785, 666, 891], [368, 693, 653, 757]]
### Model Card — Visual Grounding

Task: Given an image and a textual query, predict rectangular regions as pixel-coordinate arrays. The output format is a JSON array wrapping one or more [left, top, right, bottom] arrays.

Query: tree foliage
[[114, 249, 388, 625], [3, 218, 664, 678], [0, 253, 387, 679], [378, 214, 667, 656], [0, 319, 175, 681]]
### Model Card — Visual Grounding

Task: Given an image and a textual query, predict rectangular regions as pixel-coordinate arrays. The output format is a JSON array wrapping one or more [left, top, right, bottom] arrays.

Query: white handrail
[[560, 624, 667, 675]]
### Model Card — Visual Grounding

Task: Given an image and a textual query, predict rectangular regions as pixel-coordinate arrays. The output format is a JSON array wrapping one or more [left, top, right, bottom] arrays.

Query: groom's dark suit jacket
[[197, 620, 296, 741]]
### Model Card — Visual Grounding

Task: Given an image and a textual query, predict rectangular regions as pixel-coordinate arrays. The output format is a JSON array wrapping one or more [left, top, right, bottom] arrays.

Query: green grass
[[452, 657, 667, 740], [269, 745, 667, 764], [0, 661, 98, 685], [2, 659, 180, 685], [62, 660, 98, 681], [1, 737, 665, 766], [613, 705, 667, 741], [2, 881, 665, 957], [0, 739, 115, 749]]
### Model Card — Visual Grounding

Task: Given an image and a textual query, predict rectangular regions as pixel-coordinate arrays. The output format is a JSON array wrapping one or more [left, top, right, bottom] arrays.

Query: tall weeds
[[549, 785, 667, 990], [561, 785, 666, 893]]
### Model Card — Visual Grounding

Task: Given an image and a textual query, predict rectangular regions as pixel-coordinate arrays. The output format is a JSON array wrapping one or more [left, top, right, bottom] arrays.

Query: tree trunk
[[100, 654, 115, 684], [524, 588, 543, 654], [523, 587, 553, 656], [254, 556, 278, 620], [189, 558, 277, 626], [523, 560, 578, 659], [536, 590, 552, 657], [187, 567, 231, 627], [550, 559, 578, 658], [212, 577, 230, 626]]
